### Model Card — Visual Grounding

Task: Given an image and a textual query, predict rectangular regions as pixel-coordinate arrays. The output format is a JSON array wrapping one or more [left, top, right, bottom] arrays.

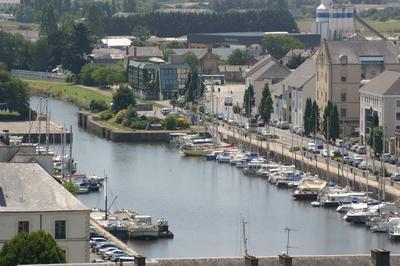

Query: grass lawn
[[296, 18, 400, 35], [0, 20, 39, 32], [26, 80, 112, 110]]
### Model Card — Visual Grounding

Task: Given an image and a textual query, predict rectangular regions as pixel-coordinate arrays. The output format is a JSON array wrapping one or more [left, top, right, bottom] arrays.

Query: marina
[[31, 96, 400, 259]]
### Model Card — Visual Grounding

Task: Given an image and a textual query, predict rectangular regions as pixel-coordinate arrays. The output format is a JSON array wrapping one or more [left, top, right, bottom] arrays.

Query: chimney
[[207, 43, 213, 53], [278, 254, 293, 266], [371, 249, 390, 266]]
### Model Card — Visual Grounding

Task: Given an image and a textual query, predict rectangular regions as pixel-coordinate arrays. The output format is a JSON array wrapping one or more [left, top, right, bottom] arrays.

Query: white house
[[0, 163, 90, 263]]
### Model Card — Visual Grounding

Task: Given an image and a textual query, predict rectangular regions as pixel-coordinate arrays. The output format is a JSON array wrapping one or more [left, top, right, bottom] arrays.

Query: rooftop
[[325, 40, 400, 65], [0, 163, 89, 212], [127, 46, 163, 58], [359, 71, 400, 96], [282, 59, 316, 88]]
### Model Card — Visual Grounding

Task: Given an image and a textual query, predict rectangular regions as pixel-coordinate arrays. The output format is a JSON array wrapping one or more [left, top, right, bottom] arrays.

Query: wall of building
[[0, 145, 36, 162], [0, 211, 90, 263]]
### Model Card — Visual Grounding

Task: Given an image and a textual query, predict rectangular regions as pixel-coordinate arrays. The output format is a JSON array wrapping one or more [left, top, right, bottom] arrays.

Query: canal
[[31, 96, 400, 258]]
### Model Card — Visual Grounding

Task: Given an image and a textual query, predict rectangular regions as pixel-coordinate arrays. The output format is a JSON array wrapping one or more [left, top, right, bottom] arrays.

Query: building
[[316, 40, 400, 135], [359, 71, 400, 154], [88, 48, 125, 66], [187, 32, 321, 50], [218, 65, 246, 82], [0, 0, 20, 10], [281, 59, 316, 127], [244, 55, 291, 113], [100, 37, 132, 49], [0, 163, 90, 263], [170, 47, 219, 74], [126, 46, 164, 62], [127, 59, 189, 100]]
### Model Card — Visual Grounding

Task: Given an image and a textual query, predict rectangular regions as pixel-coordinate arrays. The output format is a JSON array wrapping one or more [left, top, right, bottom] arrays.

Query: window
[[18, 221, 29, 233], [397, 100, 400, 107], [341, 92, 347, 102], [341, 71, 347, 82], [288, 93, 292, 99], [55, 220, 66, 239], [340, 55, 348, 65], [341, 108, 347, 118]]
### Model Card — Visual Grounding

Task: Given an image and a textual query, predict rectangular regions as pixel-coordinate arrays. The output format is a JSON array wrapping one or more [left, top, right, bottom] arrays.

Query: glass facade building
[[127, 59, 189, 100]]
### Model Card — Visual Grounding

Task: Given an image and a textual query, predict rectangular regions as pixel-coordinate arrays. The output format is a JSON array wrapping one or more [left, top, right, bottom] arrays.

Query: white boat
[[344, 209, 378, 224], [390, 225, 400, 241], [337, 202, 368, 213], [217, 153, 232, 163], [243, 160, 266, 175], [235, 160, 246, 168]]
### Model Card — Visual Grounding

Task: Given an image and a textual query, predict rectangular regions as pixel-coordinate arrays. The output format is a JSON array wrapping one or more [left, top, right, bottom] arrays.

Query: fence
[[11, 69, 66, 81]]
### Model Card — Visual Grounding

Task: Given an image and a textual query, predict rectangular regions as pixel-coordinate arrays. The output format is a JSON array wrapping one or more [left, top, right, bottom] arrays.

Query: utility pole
[[326, 116, 330, 184], [284, 227, 297, 256], [242, 217, 249, 257]]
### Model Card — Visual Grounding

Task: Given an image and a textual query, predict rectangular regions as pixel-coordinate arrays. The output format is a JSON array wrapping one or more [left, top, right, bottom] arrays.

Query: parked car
[[356, 146, 366, 154], [358, 161, 370, 170], [350, 144, 359, 152], [389, 155, 397, 165], [94, 242, 117, 252], [103, 249, 128, 260], [335, 139, 343, 147], [350, 156, 363, 168], [89, 237, 107, 247], [160, 108, 172, 115], [111, 256, 135, 262], [383, 153, 391, 163], [342, 156, 351, 164], [277, 121, 289, 130], [98, 246, 119, 256], [391, 173, 400, 181]]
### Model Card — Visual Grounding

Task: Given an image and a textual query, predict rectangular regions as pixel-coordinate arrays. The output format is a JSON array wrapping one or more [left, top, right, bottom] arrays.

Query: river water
[[31, 96, 400, 259]]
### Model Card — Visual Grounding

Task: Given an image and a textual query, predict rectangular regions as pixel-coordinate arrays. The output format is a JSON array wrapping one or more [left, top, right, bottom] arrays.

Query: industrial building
[[187, 32, 321, 50]]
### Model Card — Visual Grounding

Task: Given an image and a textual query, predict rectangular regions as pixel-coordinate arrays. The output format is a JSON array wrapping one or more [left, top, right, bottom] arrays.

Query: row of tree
[[79, 63, 126, 87], [100, 9, 298, 37], [303, 98, 320, 136], [209, 0, 287, 12]]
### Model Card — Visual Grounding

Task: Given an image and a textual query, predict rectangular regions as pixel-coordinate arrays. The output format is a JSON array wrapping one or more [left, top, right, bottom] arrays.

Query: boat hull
[[183, 149, 210, 156], [293, 191, 319, 201]]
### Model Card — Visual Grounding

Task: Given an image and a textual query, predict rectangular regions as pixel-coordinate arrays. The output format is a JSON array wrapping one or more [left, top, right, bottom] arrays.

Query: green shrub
[[176, 116, 190, 129], [115, 109, 127, 123], [130, 119, 148, 129], [89, 99, 109, 113], [100, 110, 113, 120], [165, 116, 177, 130]]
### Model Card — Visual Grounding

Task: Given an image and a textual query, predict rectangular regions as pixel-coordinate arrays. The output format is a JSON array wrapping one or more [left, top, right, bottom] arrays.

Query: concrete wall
[[10, 153, 53, 175], [0, 145, 36, 162], [0, 211, 90, 263]]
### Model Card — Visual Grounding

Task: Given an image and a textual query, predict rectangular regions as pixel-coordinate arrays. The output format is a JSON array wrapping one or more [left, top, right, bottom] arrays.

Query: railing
[[11, 69, 66, 81]]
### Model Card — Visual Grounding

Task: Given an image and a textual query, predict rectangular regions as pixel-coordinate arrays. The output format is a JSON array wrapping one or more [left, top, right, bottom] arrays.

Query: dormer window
[[340, 55, 348, 65]]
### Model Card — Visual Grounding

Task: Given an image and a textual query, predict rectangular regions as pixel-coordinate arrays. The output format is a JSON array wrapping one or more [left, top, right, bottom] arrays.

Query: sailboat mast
[[69, 125, 73, 174], [104, 174, 108, 220], [45, 100, 49, 153]]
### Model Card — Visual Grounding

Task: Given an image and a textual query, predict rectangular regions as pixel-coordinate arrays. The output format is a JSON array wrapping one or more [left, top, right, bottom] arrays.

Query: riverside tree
[[112, 85, 136, 113], [311, 100, 320, 135], [243, 84, 255, 117], [258, 83, 273, 124], [0, 231, 65, 265]]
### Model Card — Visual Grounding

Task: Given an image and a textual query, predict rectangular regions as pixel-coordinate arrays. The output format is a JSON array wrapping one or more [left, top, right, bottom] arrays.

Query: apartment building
[[316, 40, 400, 135]]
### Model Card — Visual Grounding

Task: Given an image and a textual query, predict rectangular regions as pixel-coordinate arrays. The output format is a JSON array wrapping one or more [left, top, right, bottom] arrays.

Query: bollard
[[134, 255, 146, 266], [278, 254, 293, 266], [371, 249, 390, 266], [244, 255, 259, 266]]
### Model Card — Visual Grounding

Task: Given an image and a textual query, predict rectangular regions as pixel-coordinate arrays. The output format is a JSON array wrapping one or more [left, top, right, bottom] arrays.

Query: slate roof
[[244, 55, 290, 81], [0, 163, 89, 212], [359, 71, 400, 96], [127, 46, 163, 58], [172, 48, 240, 60], [282, 59, 316, 88], [325, 40, 400, 65]]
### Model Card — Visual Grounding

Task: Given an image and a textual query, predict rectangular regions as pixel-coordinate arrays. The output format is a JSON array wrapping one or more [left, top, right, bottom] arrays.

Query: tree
[[59, 12, 75, 34], [112, 85, 136, 113], [132, 25, 151, 42], [303, 98, 312, 135], [286, 54, 306, 69], [0, 74, 30, 117], [372, 111, 379, 128], [183, 52, 200, 72], [31, 38, 50, 71], [264, 35, 305, 59], [85, 3, 105, 37], [371, 126, 383, 157], [39, 2, 57, 36], [322, 101, 340, 141], [165, 115, 177, 130], [227, 49, 248, 65], [311, 100, 320, 135], [123, 0, 136, 12], [185, 71, 200, 103], [243, 84, 255, 117], [0, 231, 65, 265], [259, 83, 273, 124]]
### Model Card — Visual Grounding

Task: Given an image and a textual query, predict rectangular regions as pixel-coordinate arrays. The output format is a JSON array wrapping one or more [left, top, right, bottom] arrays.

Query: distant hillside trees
[[210, 0, 287, 12], [104, 9, 298, 37]]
